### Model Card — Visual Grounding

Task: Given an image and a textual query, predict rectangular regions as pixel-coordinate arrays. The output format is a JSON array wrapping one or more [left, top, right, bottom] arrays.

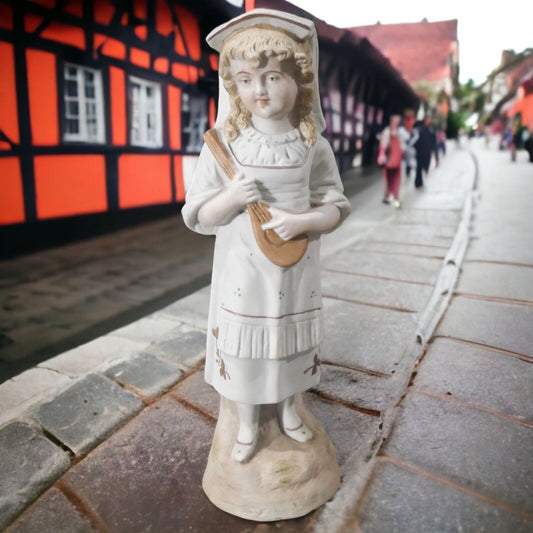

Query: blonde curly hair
[[219, 25, 317, 145]]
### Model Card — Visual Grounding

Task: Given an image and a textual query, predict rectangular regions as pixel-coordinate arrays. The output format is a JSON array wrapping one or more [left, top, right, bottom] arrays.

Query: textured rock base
[[202, 394, 341, 521]]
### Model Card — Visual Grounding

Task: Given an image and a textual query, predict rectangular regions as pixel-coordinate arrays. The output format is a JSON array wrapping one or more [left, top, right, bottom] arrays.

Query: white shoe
[[231, 439, 256, 463], [282, 421, 313, 443], [393, 200, 401, 209]]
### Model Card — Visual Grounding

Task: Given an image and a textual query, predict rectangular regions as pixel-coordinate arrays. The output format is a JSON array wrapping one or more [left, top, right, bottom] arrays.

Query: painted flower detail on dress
[[304, 353, 321, 375], [217, 356, 231, 380], [212, 326, 231, 380]]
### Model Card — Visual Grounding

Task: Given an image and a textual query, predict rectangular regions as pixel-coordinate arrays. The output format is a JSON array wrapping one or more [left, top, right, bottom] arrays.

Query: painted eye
[[267, 75, 279, 82]]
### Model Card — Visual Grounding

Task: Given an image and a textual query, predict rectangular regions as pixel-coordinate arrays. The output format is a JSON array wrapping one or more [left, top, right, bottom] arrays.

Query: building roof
[[255, 0, 419, 104], [348, 19, 458, 85]]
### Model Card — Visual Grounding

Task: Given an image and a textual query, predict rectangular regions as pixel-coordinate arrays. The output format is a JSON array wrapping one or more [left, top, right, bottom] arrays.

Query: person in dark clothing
[[524, 129, 533, 163], [414, 117, 437, 188]]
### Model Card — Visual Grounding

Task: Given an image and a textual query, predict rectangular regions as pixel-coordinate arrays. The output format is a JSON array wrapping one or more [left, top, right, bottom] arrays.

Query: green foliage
[[446, 110, 468, 138], [454, 78, 485, 114]]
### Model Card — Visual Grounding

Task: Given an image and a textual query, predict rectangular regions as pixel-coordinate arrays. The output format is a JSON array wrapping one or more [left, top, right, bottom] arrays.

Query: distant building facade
[[482, 49, 533, 130], [0, 0, 240, 253]]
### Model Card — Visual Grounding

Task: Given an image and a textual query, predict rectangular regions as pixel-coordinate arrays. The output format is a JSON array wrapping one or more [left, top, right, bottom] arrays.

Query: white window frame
[[129, 76, 162, 148], [63, 63, 105, 143]]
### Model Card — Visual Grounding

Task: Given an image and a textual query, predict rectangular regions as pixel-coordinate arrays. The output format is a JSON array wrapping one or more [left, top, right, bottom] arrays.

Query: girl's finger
[[261, 220, 281, 231]]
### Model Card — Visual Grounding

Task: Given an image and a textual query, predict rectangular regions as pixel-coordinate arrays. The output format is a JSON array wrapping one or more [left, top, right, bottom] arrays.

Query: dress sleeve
[[309, 136, 351, 227], [181, 141, 226, 235]]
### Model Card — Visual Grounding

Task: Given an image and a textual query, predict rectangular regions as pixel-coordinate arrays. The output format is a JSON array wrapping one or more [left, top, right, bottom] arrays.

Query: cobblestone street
[[1, 141, 532, 532]]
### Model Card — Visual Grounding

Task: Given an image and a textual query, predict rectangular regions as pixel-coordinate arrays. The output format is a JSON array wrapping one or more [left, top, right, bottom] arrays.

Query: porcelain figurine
[[182, 8, 350, 521]]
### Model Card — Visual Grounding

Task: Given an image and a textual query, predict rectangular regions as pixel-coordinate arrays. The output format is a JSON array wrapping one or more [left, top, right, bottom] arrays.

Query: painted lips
[[257, 98, 270, 106]]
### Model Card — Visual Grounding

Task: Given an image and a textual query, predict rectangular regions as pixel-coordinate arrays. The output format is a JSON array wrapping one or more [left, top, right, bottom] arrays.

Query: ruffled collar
[[230, 127, 309, 167]]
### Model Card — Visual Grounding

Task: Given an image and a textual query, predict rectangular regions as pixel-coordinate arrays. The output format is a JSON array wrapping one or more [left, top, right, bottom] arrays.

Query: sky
[[279, 0, 532, 84]]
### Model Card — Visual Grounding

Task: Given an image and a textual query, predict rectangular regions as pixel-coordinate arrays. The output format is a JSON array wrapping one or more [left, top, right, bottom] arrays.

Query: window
[[181, 92, 208, 153], [63, 64, 105, 143], [129, 76, 162, 148]]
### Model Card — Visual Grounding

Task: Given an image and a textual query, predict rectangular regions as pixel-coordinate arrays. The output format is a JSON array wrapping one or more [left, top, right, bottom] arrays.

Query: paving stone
[[323, 249, 443, 285], [305, 393, 380, 473], [437, 296, 533, 357], [467, 230, 533, 266], [171, 369, 219, 419], [0, 368, 74, 427], [351, 240, 448, 259], [312, 364, 396, 415], [323, 298, 417, 375], [406, 190, 466, 211], [457, 262, 533, 302], [367, 225, 455, 247], [0, 422, 70, 530], [144, 328, 206, 368], [5, 487, 95, 533], [62, 397, 256, 533], [104, 353, 183, 400], [415, 338, 533, 422], [40, 335, 149, 377], [382, 392, 533, 514], [356, 459, 530, 533], [159, 286, 210, 329], [30, 374, 144, 456], [393, 208, 460, 227], [321, 270, 432, 313]]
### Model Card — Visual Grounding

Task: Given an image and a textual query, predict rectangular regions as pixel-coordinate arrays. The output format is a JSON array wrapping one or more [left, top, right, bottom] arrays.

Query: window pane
[[67, 100, 79, 116], [67, 118, 79, 134], [66, 80, 78, 97], [182, 93, 207, 152], [86, 102, 96, 118], [66, 66, 77, 78]]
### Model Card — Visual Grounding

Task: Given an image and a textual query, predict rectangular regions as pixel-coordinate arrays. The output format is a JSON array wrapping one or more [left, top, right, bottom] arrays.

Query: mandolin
[[203, 129, 308, 268]]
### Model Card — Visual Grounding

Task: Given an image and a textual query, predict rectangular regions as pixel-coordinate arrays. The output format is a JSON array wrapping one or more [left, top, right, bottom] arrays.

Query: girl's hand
[[261, 206, 306, 241], [227, 172, 261, 209], [261, 204, 341, 241], [197, 172, 260, 228]]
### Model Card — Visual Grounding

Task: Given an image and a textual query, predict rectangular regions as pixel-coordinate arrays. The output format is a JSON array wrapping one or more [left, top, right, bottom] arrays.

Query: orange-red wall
[[0, 0, 215, 227]]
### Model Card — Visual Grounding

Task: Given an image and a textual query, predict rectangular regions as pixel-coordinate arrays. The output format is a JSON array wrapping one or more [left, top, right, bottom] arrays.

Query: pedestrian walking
[[414, 116, 437, 188], [377, 114, 408, 209], [510, 114, 523, 162], [402, 108, 419, 179], [436, 127, 447, 159]]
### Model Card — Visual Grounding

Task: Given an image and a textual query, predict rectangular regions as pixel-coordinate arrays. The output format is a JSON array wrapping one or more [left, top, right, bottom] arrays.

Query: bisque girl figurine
[[182, 8, 350, 520]]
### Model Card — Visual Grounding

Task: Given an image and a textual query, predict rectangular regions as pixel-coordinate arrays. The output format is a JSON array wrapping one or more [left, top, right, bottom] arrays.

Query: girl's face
[[229, 56, 298, 123]]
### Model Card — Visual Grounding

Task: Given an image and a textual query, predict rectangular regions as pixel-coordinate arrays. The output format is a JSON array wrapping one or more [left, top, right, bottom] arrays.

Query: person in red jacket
[[377, 114, 408, 208]]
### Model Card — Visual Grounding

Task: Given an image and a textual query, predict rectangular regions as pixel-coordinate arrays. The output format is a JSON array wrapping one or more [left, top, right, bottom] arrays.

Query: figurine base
[[202, 394, 340, 521]]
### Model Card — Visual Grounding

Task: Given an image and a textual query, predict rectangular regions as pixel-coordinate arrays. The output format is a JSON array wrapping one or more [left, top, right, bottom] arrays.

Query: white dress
[[182, 127, 350, 405]]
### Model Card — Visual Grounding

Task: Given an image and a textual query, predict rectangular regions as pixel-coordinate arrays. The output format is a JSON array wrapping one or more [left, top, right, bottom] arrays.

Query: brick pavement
[[1, 141, 532, 532]]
